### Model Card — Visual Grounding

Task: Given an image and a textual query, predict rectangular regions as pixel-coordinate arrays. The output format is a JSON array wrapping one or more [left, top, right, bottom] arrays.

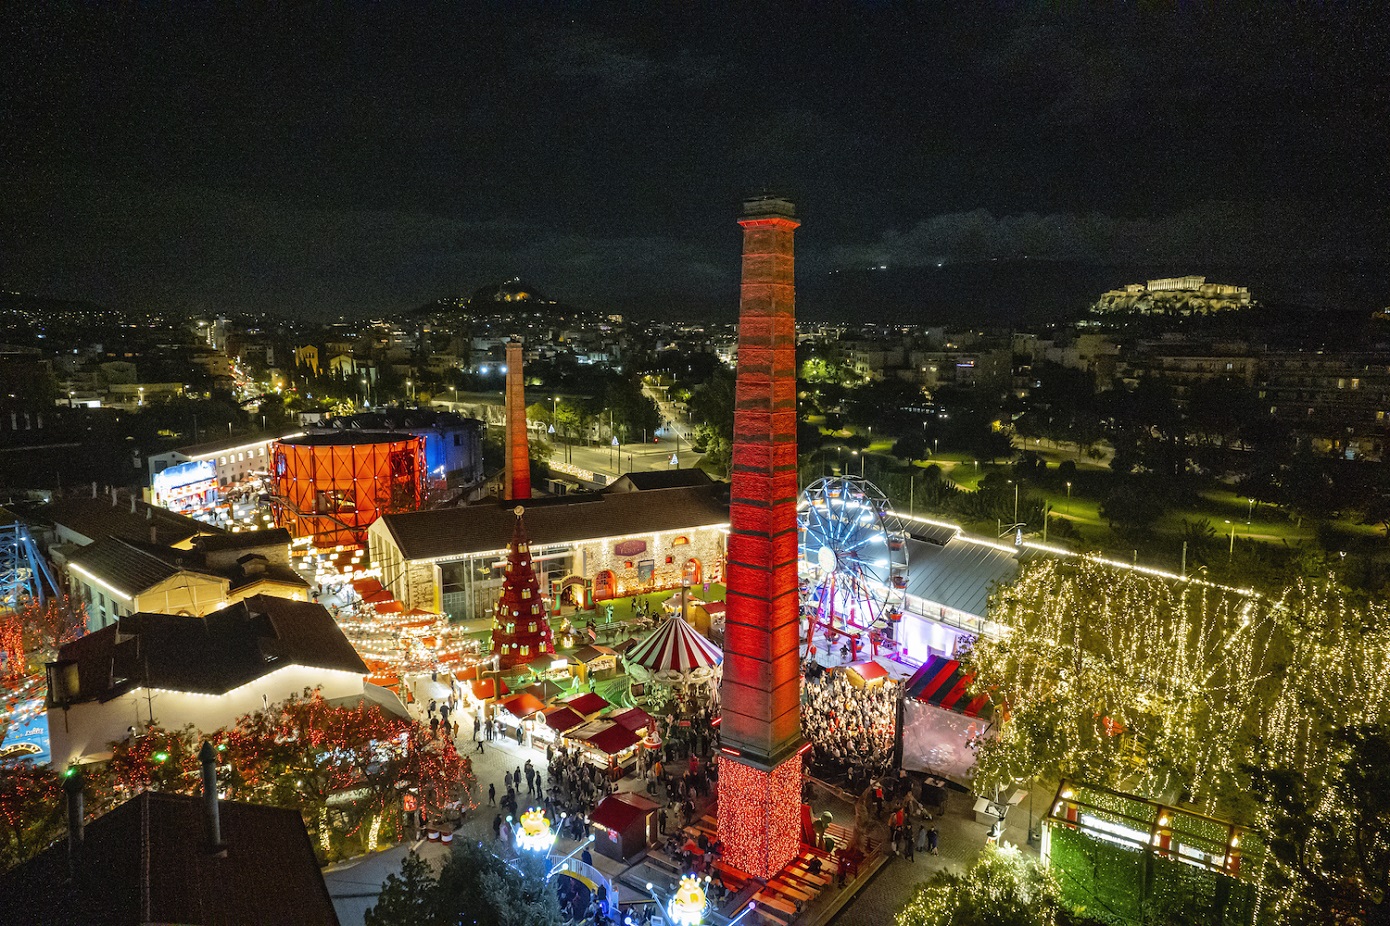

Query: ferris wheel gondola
[[798, 476, 909, 664]]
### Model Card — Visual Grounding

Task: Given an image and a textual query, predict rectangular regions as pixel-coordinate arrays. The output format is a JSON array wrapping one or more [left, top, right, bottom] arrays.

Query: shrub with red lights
[[0, 760, 65, 870], [84, 691, 475, 863]]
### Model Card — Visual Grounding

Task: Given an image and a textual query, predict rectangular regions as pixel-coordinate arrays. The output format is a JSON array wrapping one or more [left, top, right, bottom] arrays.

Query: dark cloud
[[827, 201, 1383, 270], [1, 5, 1386, 318]]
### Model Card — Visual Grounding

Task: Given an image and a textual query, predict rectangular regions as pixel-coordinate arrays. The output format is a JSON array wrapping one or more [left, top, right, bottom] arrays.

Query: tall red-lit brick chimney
[[717, 195, 804, 878], [503, 339, 531, 501]]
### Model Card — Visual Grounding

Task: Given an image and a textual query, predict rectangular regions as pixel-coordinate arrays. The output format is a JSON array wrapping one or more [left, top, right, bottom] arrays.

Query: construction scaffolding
[[0, 514, 57, 610], [270, 433, 426, 547]]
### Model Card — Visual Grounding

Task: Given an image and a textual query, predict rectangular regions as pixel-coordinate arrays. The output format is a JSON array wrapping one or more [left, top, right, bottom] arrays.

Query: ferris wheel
[[798, 476, 909, 663]]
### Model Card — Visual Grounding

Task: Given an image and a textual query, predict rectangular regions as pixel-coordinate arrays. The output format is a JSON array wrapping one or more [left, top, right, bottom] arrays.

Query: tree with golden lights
[[968, 559, 1276, 817], [895, 845, 1104, 926], [969, 563, 1390, 921], [1248, 723, 1390, 926]]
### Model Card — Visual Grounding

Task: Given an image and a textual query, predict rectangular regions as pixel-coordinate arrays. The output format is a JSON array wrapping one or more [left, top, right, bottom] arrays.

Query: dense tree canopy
[[1248, 724, 1390, 926], [366, 840, 561, 926]]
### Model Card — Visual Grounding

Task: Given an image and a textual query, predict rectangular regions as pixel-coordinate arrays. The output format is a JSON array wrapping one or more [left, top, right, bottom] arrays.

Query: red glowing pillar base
[[717, 755, 802, 879]]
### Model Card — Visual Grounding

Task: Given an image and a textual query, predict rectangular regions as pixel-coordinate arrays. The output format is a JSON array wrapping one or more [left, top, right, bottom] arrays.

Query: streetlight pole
[[1225, 520, 1235, 561], [1066, 481, 1072, 515]]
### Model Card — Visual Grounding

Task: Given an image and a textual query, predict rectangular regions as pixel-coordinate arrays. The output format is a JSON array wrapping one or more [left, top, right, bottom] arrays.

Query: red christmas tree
[[491, 507, 553, 669]]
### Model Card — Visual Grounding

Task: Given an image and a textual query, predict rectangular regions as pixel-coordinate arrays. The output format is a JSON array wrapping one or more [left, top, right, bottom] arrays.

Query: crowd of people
[[800, 669, 900, 789]]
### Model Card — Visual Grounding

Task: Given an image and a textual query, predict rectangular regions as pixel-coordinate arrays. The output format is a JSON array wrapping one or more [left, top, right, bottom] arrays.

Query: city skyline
[[3, 6, 1387, 320]]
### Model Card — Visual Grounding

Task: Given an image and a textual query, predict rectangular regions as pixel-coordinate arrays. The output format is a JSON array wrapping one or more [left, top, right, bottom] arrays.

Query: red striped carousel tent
[[905, 654, 992, 718], [624, 615, 723, 674]]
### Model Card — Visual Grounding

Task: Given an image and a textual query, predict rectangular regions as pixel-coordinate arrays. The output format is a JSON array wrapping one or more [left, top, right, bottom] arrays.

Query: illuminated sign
[[515, 807, 556, 853], [0, 698, 50, 764], [154, 460, 217, 496], [668, 874, 708, 926], [614, 539, 647, 557]]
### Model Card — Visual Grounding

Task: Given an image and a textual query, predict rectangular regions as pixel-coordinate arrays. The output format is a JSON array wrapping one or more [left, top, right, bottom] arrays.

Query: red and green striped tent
[[906, 655, 992, 718]]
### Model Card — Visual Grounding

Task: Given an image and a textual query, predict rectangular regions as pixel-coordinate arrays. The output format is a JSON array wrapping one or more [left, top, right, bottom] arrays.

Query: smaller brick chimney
[[503, 339, 531, 501]]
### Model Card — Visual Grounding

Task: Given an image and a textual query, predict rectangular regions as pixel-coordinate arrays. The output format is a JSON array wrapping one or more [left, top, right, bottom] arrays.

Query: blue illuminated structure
[[0, 516, 57, 609]]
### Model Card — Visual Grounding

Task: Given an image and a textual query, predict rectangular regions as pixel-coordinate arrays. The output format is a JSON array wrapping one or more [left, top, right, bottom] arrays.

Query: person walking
[[927, 825, 939, 855], [488, 783, 497, 806], [504, 770, 513, 792], [905, 824, 916, 861], [915, 823, 928, 855]]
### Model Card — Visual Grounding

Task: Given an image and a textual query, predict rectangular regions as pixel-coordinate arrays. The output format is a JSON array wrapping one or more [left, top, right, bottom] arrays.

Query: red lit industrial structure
[[718, 196, 806, 878], [269, 432, 425, 546]]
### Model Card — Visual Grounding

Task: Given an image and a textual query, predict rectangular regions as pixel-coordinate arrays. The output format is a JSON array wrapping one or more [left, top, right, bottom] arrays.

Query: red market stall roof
[[624, 615, 723, 673], [500, 692, 546, 718], [374, 600, 403, 614], [590, 794, 652, 832], [609, 706, 654, 733], [542, 706, 587, 735], [471, 678, 510, 700], [457, 665, 479, 681], [906, 655, 992, 718], [351, 577, 385, 597], [701, 602, 727, 616], [583, 723, 641, 755], [562, 692, 611, 716], [848, 660, 889, 683], [362, 588, 394, 604]]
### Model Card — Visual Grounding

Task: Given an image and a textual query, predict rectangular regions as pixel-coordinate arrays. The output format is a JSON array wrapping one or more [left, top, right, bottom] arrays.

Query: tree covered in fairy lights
[[1248, 723, 1390, 926], [969, 559, 1276, 816], [895, 845, 1103, 926], [0, 595, 87, 679], [968, 561, 1390, 920]]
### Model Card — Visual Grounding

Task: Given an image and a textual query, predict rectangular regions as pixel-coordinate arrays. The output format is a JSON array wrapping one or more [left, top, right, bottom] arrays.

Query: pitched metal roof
[[51, 595, 366, 703], [903, 536, 1020, 618], [375, 484, 730, 562], [192, 528, 291, 553], [25, 495, 225, 546], [0, 792, 339, 926], [605, 469, 713, 493], [66, 536, 199, 595]]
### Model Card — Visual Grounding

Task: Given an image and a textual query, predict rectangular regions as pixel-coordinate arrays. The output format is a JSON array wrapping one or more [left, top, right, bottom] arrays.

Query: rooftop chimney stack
[[503, 339, 531, 501], [199, 741, 224, 852], [64, 768, 84, 852]]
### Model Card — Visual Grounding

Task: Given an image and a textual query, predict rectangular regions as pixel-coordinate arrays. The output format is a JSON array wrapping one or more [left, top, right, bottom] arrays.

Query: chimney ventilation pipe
[[199, 741, 224, 851]]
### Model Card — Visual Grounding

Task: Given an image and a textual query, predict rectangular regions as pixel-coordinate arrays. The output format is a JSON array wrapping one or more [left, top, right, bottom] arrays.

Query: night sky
[[2, 5, 1386, 320]]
